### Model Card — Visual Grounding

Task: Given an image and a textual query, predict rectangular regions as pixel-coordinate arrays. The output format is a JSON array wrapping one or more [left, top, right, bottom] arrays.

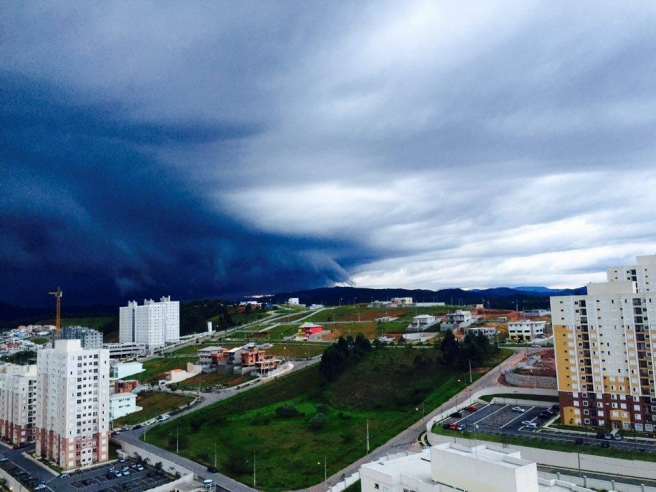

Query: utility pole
[[469, 359, 473, 384], [214, 438, 217, 469], [366, 419, 370, 454], [253, 451, 256, 488]]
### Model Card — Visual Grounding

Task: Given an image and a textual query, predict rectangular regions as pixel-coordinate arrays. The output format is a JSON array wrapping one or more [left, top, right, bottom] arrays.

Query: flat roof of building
[[435, 443, 531, 470]]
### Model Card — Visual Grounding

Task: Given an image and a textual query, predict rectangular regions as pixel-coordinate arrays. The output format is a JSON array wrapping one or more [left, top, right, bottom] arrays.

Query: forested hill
[[272, 285, 586, 310]]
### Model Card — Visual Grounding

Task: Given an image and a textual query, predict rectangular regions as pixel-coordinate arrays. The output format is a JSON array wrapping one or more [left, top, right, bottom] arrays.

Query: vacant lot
[[264, 344, 326, 359], [140, 357, 198, 383], [114, 390, 194, 426], [147, 347, 510, 491], [175, 372, 252, 391]]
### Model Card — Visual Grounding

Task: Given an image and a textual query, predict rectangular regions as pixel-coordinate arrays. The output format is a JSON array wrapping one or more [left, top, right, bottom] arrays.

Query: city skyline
[[2, 2, 655, 306]]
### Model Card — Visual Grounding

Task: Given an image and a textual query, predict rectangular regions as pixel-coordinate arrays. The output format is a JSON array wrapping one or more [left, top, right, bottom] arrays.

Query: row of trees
[[440, 329, 498, 369], [319, 333, 372, 382]]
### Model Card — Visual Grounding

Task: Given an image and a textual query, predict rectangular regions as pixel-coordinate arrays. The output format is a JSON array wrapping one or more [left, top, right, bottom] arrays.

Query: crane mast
[[49, 287, 63, 340]]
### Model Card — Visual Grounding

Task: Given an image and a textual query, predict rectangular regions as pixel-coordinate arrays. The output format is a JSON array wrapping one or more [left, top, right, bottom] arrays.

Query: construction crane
[[49, 287, 63, 340]]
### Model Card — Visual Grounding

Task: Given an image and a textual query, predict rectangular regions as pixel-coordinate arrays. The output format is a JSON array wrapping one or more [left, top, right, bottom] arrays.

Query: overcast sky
[[2, 2, 655, 306]]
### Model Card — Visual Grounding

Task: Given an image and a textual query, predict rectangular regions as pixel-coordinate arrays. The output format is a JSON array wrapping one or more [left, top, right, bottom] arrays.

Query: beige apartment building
[[551, 255, 656, 431], [0, 363, 38, 445], [35, 339, 111, 469]]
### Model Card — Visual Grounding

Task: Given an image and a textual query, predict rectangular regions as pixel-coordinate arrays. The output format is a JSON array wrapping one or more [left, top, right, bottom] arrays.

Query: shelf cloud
[[1, 2, 655, 305]]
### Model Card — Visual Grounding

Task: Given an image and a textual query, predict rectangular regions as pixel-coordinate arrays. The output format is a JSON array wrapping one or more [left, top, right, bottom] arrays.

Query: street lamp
[[169, 427, 179, 454], [214, 438, 218, 469], [318, 456, 327, 491], [574, 437, 583, 477], [416, 402, 425, 421]]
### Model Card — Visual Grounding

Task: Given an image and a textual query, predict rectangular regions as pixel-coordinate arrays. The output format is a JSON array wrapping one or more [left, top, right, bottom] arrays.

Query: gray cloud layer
[[1, 2, 655, 305]]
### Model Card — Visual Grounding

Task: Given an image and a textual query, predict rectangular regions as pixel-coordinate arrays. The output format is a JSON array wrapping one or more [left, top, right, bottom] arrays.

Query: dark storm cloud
[[0, 72, 353, 305], [1, 1, 656, 305]]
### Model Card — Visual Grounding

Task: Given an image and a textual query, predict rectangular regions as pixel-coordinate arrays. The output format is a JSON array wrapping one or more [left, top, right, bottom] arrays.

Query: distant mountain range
[[0, 285, 586, 328], [271, 285, 586, 310]]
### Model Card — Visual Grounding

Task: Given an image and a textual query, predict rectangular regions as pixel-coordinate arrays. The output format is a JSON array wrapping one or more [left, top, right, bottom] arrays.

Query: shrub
[[308, 413, 327, 430], [316, 404, 330, 415], [275, 406, 303, 418]]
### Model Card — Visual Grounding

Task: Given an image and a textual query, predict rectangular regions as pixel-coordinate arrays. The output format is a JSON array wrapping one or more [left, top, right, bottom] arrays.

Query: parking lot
[[0, 446, 176, 492], [437, 402, 656, 454], [439, 402, 558, 433]]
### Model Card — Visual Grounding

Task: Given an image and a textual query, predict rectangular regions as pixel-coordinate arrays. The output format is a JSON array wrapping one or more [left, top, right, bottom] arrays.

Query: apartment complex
[[119, 296, 180, 349], [60, 326, 104, 349], [551, 254, 656, 431], [0, 364, 38, 445], [35, 339, 111, 469]]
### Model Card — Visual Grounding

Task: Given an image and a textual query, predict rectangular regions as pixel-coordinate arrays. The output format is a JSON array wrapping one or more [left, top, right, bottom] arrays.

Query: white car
[[511, 406, 525, 412], [522, 421, 537, 429]]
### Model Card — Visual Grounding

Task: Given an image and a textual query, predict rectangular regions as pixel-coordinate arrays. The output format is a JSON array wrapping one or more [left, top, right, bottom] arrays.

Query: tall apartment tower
[[119, 296, 180, 349], [0, 364, 38, 445], [35, 339, 110, 469], [60, 326, 104, 349], [551, 255, 656, 431]]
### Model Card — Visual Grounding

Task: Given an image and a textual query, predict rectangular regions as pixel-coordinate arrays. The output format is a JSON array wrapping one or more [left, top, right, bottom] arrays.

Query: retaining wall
[[505, 371, 557, 389]]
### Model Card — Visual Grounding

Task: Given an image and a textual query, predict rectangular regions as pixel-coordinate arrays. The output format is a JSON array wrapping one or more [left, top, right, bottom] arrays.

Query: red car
[[449, 423, 458, 430], [465, 405, 477, 412]]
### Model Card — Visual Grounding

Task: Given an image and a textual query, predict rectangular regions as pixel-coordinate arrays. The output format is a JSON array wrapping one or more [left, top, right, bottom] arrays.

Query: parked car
[[603, 434, 613, 440], [465, 405, 477, 412], [136, 465, 144, 471], [538, 411, 551, 419], [60, 473, 70, 479], [456, 424, 465, 431], [613, 434, 623, 441], [600, 441, 610, 448], [596, 432, 606, 439], [450, 412, 462, 418], [449, 423, 458, 430], [207, 467, 218, 473], [511, 406, 525, 413]]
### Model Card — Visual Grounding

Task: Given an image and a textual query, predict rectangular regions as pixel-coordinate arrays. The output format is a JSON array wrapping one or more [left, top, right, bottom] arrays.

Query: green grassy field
[[113, 391, 194, 426], [264, 344, 326, 359], [27, 336, 50, 345], [146, 347, 510, 491]]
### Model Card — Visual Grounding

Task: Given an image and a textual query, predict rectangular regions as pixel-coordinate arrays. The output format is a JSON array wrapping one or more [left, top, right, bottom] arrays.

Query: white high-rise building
[[119, 296, 180, 348], [35, 339, 110, 470], [0, 364, 38, 445]]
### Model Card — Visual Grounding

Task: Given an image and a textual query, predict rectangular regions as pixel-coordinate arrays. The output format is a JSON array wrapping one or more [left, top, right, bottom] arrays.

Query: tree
[[354, 332, 372, 354], [440, 330, 459, 365]]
